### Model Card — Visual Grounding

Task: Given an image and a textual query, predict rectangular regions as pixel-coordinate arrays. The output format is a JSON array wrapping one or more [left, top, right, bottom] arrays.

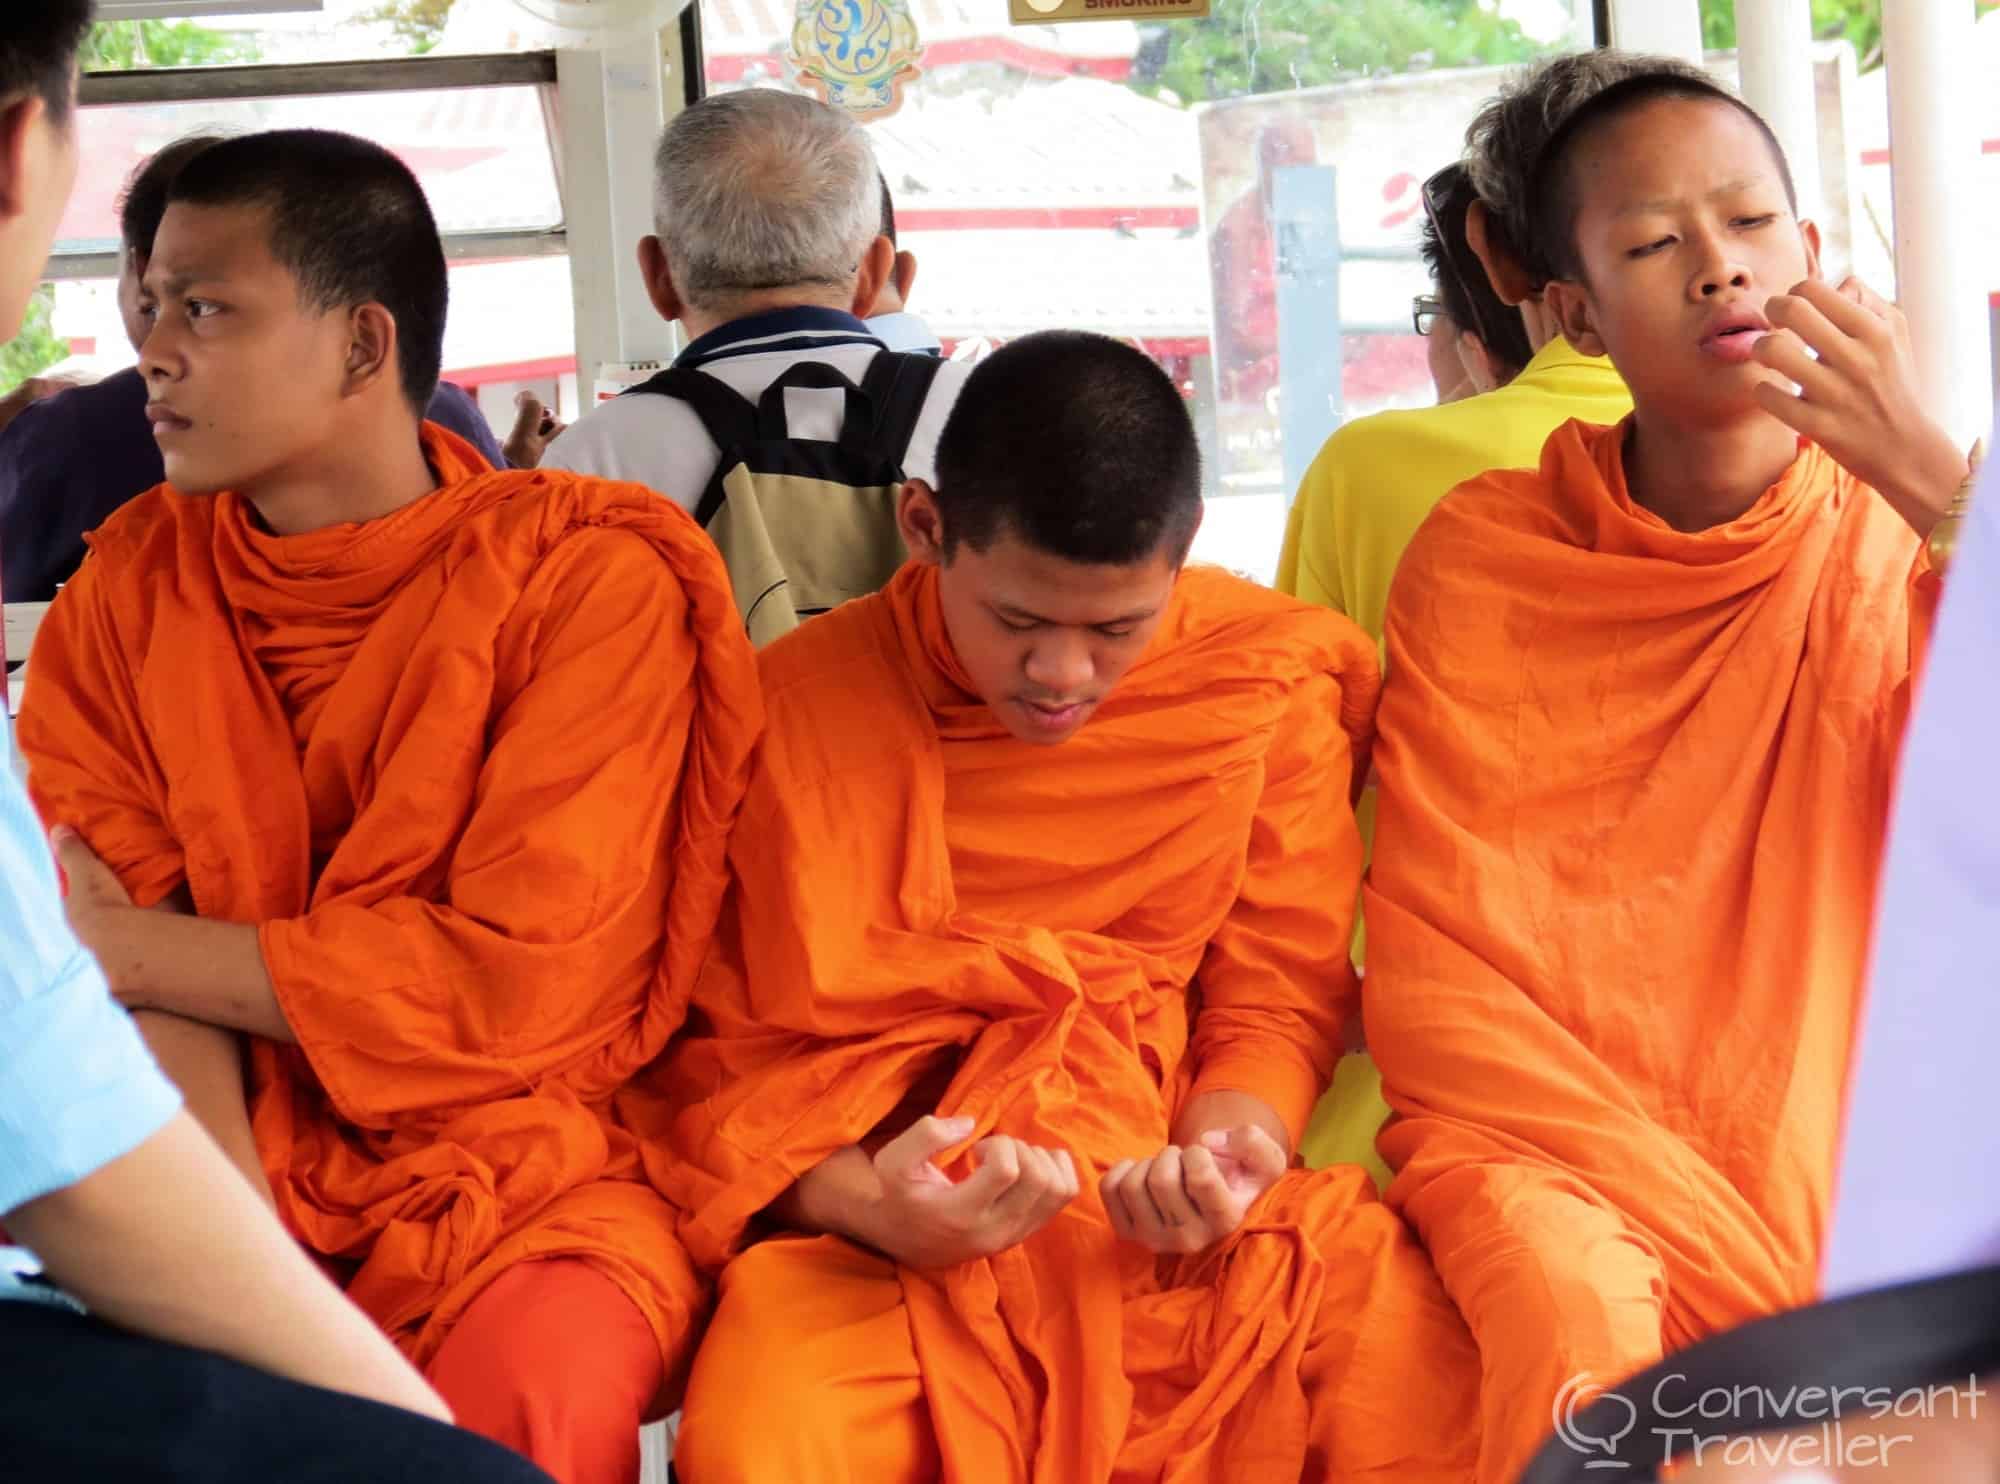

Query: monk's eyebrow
[[995, 601, 1158, 627], [142, 268, 221, 298], [1612, 178, 1768, 218]]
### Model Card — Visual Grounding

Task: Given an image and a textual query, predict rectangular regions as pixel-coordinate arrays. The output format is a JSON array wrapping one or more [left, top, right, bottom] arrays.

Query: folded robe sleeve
[[18, 558, 186, 908], [1187, 669, 1359, 1148], [260, 530, 701, 1124]]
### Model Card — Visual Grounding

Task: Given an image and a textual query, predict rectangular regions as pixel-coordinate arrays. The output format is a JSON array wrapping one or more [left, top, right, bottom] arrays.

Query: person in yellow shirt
[[1280, 55, 1713, 1173]]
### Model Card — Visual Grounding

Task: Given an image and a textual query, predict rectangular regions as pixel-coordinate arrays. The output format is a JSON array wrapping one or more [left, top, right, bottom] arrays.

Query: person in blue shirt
[[866, 173, 944, 356], [0, 9, 550, 1480], [0, 131, 508, 605]]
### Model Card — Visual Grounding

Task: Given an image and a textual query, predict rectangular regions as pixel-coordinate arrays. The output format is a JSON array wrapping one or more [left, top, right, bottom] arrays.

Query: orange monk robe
[[1362, 420, 1937, 1484], [16, 426, 762, 1391], [626, 562, 1482, 1484]]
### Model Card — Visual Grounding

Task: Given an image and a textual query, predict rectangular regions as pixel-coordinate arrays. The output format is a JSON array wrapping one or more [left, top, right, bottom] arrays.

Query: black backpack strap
[[621, 366, 760, 447], [620, 367, 760, 526], [856, 351, 946, 468], [751, 362, 874, 446]]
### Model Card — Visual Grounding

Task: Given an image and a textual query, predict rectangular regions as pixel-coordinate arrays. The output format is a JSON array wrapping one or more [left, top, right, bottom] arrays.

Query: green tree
[[1699, 0, 1989, 73], [0, 286, 69, 397], [82, 19, 258, 70], [1131, 0, 1549, 106], [361, 0, 459, 54], [1699, 0, 1881, 70]]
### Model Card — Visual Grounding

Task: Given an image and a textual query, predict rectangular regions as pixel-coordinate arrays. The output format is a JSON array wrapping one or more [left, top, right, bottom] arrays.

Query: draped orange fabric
[[16, 425, 762, 1386], [1363, 419, 1936, 1484], [631, 562, 1482, 1483]]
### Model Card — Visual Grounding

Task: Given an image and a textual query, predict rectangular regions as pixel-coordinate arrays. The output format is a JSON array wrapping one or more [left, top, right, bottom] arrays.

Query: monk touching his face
[[1361, 65, 1976, 1484], [629, 330, 1482, 1484], [14, 129, 762, 1484]]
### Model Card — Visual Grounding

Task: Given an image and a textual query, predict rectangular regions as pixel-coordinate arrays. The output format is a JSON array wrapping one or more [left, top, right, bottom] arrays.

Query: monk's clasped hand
[[1752, 276, 1969, 534], [860, 1115, 1081, 1270], [1100, 1124, 1288, 1256]]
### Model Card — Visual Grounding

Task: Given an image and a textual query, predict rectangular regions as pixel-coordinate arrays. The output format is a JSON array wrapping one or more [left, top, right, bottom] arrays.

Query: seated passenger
[[0, 133, 505, 606], [541, 89, 967, 641], [1281, 55, 1671, 1177], [630, 331, 1481, 1483], [1414, 166, 1535, 406], [1361, 65, 1977, 1483], [865, 174, 941, 355], [15, 127, 762, 1484]]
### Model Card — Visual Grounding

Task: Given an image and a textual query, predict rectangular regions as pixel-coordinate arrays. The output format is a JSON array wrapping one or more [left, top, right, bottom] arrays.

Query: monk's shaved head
[[1530, 72, 1797, 283], [1466, 49, 1716, 288], [932, 332, 1202, 567], [165, 129, 448, 411]]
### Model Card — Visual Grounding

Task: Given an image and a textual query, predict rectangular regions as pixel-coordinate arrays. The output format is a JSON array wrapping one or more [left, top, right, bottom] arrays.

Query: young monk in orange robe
[[1361, 68, 1978, 1484], [14, 130, 761, 1484], [625, 330, 1481, 1483]]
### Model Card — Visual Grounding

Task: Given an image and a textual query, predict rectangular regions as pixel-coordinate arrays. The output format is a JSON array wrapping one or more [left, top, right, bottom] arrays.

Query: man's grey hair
[[652, 89, 881, 311], [1464, 49, 1713, 286]]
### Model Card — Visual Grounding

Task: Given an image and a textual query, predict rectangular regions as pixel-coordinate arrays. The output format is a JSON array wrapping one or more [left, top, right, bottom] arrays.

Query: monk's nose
[[1024, 634, 1093, 696]]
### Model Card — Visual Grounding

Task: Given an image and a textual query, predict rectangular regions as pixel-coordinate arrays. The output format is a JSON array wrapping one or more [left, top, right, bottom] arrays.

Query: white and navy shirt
[[542, 307, 969, 514]]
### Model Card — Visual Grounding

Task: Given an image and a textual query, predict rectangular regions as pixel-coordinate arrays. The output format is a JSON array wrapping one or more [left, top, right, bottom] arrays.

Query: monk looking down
[[14, 129, 762, 1484], [634, 331, 1482, 1483], [1361, 66, 1976, 1484]]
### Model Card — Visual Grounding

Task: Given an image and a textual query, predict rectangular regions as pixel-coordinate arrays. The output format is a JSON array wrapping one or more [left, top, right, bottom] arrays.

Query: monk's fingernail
[[1201, 1130, 1230, 1149], [49, 825, 76, 846]]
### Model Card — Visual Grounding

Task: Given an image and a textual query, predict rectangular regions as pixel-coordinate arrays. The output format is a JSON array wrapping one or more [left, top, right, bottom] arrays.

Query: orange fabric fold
[[1364, 418, 1937, 1483], [630, 562, 1482, 1482], [18, 425, 762, 1383]]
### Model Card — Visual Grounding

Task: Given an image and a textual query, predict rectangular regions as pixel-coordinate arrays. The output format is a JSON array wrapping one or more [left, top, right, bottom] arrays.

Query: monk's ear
[[1798, 217, 1824, 282], [1541, 277, 1605, 359], [638, 235, 685, 324], [898, 479, 947, 565], [343, 302, 399, 400], [1465, 200, 1535, 308], [0, 95, 36, 221]]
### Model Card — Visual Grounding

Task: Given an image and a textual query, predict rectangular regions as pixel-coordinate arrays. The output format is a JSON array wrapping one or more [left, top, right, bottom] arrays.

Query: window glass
[[701, 0, 1585, 573]]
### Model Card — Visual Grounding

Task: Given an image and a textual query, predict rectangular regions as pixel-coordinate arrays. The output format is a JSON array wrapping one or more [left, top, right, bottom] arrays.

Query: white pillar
[[1733, 0, 1823, 220], [1883, 0, 1994, 446], [556, 28, 681, 401], [1605, 0, 1704, 65]]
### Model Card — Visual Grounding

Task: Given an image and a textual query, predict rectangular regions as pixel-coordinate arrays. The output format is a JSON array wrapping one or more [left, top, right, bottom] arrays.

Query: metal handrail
[[79, 51, 558, 107]]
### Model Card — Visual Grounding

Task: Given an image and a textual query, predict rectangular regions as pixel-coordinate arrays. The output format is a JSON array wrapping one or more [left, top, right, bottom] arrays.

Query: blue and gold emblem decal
[[789, 0, 921, 120]]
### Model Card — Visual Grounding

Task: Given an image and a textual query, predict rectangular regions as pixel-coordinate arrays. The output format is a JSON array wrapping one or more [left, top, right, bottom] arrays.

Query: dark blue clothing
[[0, 371, 505, 604], [0, 1302, 556, 1484]]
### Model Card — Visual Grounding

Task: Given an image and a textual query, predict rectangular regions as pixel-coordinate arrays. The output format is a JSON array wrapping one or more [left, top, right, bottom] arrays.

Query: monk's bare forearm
[[85, 906, 292, 1041], [1173, 1089, 1292, 1164], [132, 1009, 276, 1207], [771, 1145, 882, 1242], [1874, 429, 1972, 541]]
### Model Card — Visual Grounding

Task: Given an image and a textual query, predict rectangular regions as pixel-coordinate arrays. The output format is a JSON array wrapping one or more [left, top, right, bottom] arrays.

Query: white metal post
[[1733, 0, 1823, 220], [555, 28, 681, 400], [1882, 0, 1994, 446], [1604, 0, 1704, 65]]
